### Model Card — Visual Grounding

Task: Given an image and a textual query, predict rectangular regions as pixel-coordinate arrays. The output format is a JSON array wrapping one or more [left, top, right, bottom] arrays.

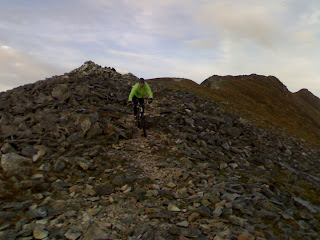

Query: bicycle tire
[[141, 115, 147, 137], [136, 106, 141, 128]]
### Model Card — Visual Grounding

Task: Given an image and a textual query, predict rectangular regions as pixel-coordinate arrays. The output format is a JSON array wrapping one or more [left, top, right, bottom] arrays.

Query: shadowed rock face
[[0, 61, 319, 239]]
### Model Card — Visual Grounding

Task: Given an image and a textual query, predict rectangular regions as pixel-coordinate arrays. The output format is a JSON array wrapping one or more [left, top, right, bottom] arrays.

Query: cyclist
[[128, 78, 153, 120]]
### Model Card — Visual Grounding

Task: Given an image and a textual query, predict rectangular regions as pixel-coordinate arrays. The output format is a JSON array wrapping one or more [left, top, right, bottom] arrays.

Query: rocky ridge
[[201, 74, 320, 146], [0, 61, 319, 240]]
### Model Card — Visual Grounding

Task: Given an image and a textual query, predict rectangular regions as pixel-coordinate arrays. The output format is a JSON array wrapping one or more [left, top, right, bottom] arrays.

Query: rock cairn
[[0, 61, 319, 239]]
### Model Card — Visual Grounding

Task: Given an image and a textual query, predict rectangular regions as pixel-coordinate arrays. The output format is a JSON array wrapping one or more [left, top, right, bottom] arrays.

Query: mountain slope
[[201, 74, 320, 146], [0, 63, 319, 239]]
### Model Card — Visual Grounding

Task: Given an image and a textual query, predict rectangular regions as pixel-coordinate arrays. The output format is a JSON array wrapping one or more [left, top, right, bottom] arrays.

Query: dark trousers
[[132, 96, 144, 116]]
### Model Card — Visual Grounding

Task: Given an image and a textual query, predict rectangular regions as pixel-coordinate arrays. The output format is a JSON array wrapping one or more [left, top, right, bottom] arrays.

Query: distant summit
[[201, 74, 320, 145], [202, 74, 290, 96]]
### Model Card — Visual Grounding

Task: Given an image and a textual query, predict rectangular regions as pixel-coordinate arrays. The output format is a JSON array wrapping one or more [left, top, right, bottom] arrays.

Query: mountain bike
[[136, 101, 147, 137]]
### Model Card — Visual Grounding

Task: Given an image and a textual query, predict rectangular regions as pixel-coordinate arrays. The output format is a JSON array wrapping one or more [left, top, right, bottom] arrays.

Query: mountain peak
[[201, 73, 320, 145], [295, 88, 319, 99], [202, 74, 289, 93], [70, 61, 117, 75]]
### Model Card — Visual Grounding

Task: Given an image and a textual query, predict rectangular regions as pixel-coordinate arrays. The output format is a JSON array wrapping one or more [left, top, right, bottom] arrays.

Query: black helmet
[[139, 78, 145, 84]]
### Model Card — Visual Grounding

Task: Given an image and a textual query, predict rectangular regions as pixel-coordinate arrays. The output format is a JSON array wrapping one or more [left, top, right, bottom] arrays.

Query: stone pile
[[0, 61, 319, 239]]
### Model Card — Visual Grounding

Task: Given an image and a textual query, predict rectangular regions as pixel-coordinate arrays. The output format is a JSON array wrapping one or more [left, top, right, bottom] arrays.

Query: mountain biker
[[128, 78, 153, 120]]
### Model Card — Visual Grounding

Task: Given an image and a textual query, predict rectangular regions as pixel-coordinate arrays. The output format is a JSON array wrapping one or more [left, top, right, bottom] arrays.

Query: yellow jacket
[[128, 83, 153, 101]]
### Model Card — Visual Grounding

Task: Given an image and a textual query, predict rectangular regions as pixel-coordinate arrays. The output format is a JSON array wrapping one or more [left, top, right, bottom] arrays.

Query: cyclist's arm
[[128, 84, 138, 101], [145, 83, 153, 99]]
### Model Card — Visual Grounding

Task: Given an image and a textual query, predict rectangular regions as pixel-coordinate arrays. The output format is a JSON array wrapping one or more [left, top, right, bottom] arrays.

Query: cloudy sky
[[1, 0, 320, 97]]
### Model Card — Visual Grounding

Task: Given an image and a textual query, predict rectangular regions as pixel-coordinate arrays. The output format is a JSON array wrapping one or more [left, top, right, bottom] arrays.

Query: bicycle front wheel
[[141, 115, 147, 137], [136, 108, 141, 128]]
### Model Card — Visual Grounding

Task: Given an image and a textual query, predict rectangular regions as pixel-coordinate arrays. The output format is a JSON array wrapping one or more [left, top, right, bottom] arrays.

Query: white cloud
[[104, 48, 216, 81], [184, 39, 215, 48], [302, 9, 320, 25], [293, 31, 317, 48], [116, 0, 197, 40], [0, 45, 65, 91], [195, 1, 285, 47]]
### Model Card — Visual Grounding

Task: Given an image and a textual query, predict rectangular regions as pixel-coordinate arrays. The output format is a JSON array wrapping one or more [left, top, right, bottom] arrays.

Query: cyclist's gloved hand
[[148, 98, 153, 104]]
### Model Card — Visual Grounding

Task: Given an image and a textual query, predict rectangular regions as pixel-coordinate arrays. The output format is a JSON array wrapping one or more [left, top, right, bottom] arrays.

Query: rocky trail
[[0, 62, 319, 240]]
